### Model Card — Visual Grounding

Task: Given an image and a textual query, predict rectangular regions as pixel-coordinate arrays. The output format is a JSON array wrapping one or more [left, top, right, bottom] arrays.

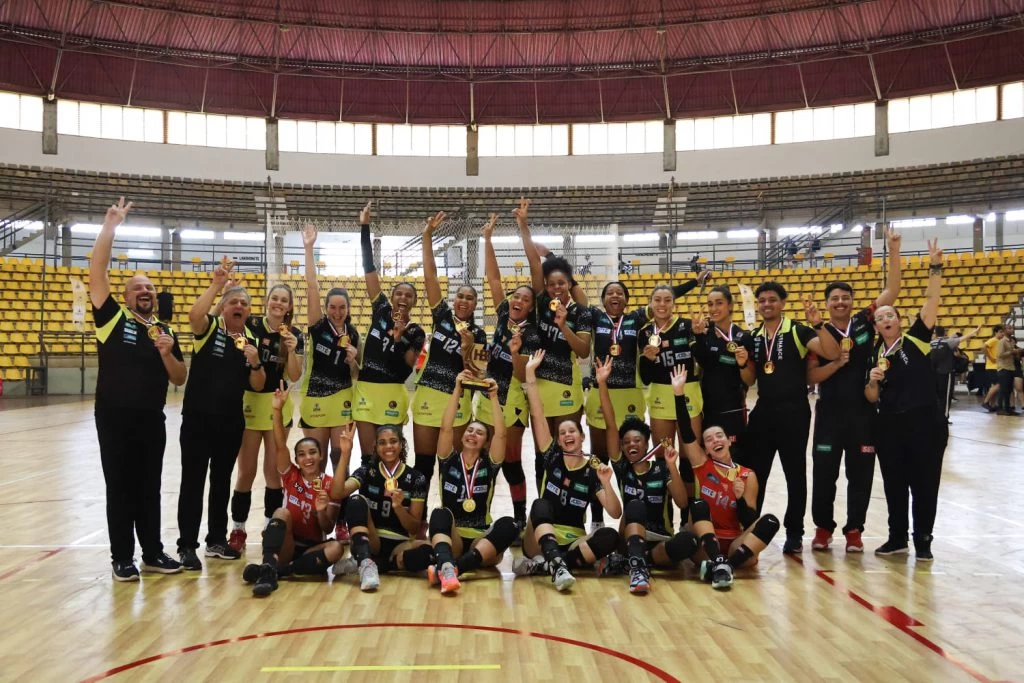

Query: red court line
[[0, 548, 65, 582], [81, 622, 681, 682], [789, 555, 994, 683]]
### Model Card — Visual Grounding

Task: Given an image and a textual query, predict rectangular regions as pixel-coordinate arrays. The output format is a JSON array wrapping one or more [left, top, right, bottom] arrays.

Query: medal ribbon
[[762, 320, 782, 362], [460, 454, 480, 501], [714, 324, 734, 344], [380, 460, 401, 482], [328, 318, 344, 338], [609, 314, 624, 346], [711, 459, 740, 481], [881, 336, 903, 358], [131, 311, 158, 328], [828, 318, 852, 339]]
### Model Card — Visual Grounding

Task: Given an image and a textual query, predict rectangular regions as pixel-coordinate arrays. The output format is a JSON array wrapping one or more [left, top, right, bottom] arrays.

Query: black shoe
[[984, 403, 997, 412], [111, 561, 140, 582], [915, 537, 934, 562], [178, 548, 202, 571], [242, 563, 261, 583], [141, 552, 183, 574], [874, 538, 909, 556], [782, 536, 803, 554], [205, 542, 242, 560], [253, 563, 278, 596]]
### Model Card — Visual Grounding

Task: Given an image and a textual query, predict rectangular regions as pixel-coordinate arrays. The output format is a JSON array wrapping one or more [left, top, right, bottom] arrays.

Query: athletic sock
[[700, 533, 723, 561], [512, 500, 527, 524], [434, 540, 454, 567], [231, 491, 252, 524], [456, 548, 484, 574], [351, 532, 371, 563], [728, 544, 754, 569], [626, 534, 646, 560]]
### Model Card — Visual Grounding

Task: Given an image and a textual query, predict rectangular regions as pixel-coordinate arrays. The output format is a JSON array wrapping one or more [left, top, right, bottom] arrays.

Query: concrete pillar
[[42, 98, 57, 155], [874, 100, 889, 157], [372, 236, 382, 273], [274, 233, 285, 274], [663, 120, 676, 172], [160, 227, 171, 270], [973, 217, 984, 254], [266, 118, 280, 171], [466, 126, 479, 176], [61, 224, 72, 267], [995, 212, 1005, 249], [171, 230, 182, 270], [757, 228, 767, 269]]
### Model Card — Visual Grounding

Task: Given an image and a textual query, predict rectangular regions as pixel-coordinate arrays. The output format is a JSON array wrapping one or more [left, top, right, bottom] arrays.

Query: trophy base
[[462, 378, 490, 392]]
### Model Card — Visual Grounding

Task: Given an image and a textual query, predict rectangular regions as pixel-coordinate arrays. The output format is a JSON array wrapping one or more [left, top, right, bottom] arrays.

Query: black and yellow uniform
[[537, 442, 603, 546], [475, 297, 540, 428], [584, 308, 647, 429], [611, 457, 675, 538], [811, 307, 877, 536], [177, 315, 256, 552], [347, 461, 428, 569], [437, 450, 501, 539], [742, 316, 817, 540], [353, 292, 426, 425], [93, 295, 184, 564], [299, 317, 360, 428], [693, 323, 755, 441], [870, 316, 948, 546], [534, 292, 592, 416], [638, 316, 703, 420], [414, 300, 487, 428], [242, 316, 304, 431]]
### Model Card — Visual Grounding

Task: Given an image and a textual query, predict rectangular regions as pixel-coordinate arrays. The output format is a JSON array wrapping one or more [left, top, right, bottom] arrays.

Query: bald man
[[89, 198, 187, 581]]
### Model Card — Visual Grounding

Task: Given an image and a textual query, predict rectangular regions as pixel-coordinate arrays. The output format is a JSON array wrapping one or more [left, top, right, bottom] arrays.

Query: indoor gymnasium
[[1, 1, 1023, 681]]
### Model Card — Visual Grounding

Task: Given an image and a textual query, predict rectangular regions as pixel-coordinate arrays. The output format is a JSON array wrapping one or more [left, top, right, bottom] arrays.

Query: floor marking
[[0, 468, 62, 488], [791, 557, 993, 683], [71, 529, 105, 546], [944, 501, 1024, 529], [261, 665, 501, 672], [81, 623, 680, 682], [0, 548, 65, 582], [0, 544, 106, 549]]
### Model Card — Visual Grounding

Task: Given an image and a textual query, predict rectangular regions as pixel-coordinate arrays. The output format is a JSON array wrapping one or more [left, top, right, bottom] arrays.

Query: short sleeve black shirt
[[535, 292, 592, 385], [816, 305, 876, 409], [693, 323, 755, 415], [417, 299, 487, 394], [590, 307, 646, 389], [871, 316, 938, 414], [245, 316, 305, 393], [752, 316, 817, 404], [305, 317, 360, 396], [359, 292, 427, 384], [183, 314, 255, 416]]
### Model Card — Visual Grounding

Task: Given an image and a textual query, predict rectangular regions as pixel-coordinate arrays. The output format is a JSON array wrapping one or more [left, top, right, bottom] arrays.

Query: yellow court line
[[261, 665, 501, 672]]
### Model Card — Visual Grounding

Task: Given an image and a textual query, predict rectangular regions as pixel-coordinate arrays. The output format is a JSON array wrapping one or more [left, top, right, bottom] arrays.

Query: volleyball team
[[90, 196, 949, 598]]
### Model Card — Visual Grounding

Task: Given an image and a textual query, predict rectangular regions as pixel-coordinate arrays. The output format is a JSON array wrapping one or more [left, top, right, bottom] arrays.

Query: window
[[296, 120, 317, 153], [19, 96, 43, 132], [80, 102, 103, 138], [278, 119, 298, 152], [0, 92, 20, 128], [206, 115, 227, 147], [56, 100, 78, 135], [1004, 82, 1024, 119]]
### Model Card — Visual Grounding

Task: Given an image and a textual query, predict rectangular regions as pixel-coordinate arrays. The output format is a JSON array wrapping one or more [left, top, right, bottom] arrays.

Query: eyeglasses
[[875, 311, 899, 321]]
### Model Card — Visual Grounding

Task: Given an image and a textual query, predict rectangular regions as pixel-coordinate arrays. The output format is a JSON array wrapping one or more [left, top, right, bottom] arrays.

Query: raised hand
[[928, 238, 943, 266], [526, 349, 546, 374], [302, 223, 317, 249], [670, 364, 688, 395], [154, 333, 174, 356], [886, 226, 902, 253], [482, 213, 498, 240], [485, 377, 499, 399], [509, 329, 522, 354], [104, 196, 133, 229], [423, 211, 446, 237], [513, 196, 530, 224], [732, 477, 746, 500], [212, 257, 234, 288], [697, 269, 713, 285], [359, 200, 373, 224], [803, 294, 823, 327], [691, 309, 708, 335], [281, 332, 298, 353], [339, 422, 356, 452], [664, 446, 679, 466], [271, 380, 287, 411], [596, 463, 613, 484], [594, 356, 613, 385]]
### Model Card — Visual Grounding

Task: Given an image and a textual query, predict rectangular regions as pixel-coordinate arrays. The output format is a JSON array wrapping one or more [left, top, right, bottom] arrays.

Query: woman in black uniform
[[353, 201, 427, 459], [515, 350, 623, 592], [425, 372, 520, 594], [228, 281, 304, 554], [593, 358, 695, 595], [176, 259, 266, 569], [300, 225, 360, 477], [692, 285, 756, 444], [412, 211, 489, 509], [866, 239, 948, 561], [480, 214, 540, 528]]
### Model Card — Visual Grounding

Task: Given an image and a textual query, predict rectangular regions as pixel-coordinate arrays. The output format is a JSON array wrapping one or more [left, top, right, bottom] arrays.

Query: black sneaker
[[595, 552, 630, 576], [111, 561, 140, 582], [782, 536, 803, 554], [206, 542, 242, 560], [242, 563, 261, 583], [253, 563, 278, 597], [915, 537, 934, 562], [178, 548, 202, 571], [874, 538, 909, 556], [140, 552, 183, 574]]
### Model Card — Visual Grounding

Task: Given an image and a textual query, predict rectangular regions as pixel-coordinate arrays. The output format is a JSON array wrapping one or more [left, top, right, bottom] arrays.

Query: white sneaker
[[551, 562, 576, 592], [332, 556, 357, 576], [512, 554, 549, 576], [357, 558, 380, 592]]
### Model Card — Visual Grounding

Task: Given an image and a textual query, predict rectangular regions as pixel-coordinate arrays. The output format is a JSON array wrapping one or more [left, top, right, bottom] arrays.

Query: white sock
[[232, 521, 245, 531]]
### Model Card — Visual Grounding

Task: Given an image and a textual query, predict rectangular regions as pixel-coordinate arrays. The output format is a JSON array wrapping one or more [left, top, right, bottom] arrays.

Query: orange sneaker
[[845, 529, 864, 553], [438, 562, 461, 594], [811, 527, 832, 551]]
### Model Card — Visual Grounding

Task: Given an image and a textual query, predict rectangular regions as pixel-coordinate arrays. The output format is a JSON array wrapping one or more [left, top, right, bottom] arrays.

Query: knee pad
[[482, 516, 520, 553], [752, 514, 781, 544], [664, 531, 698, 563], [587, 527, 620, 559], [345, 495, 369, 528], [624, 499, 647, 526], [689, 498, 711, 523], [428, 507, 454, 537], [290, 549, 329, 576], [529, 499, 555, 528], [401, 544, 435, 573], [263, 517, 286, 549]]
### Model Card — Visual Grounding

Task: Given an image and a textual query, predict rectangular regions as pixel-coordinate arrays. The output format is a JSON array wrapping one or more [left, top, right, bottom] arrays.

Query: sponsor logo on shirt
[[572, 482, 588, 493], [545, 481, 561, 496], [443, 482, 458, 494], [569, 497, 588, 508], [288, 495, 300, 505], [700, 485, 716, 498]]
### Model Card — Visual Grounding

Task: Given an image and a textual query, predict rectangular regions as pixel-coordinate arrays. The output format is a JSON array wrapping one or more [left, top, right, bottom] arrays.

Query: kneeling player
[[594, 357, 697, 594], [670, 366, 780, 589], [426, 373, 520, 594], [514, 351, 624, 591], [242, 383, 344, 597]]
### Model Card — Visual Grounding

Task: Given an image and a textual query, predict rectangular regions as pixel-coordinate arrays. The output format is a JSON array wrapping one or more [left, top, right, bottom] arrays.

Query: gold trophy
[[460, 339, 491, 393]]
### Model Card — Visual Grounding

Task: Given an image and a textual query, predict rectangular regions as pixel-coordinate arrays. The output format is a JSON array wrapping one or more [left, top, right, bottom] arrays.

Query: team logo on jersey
[[443, 482, 458, 494], [546, 482, 561, 496], [344, 401, 351, 408], [627, 404, 636, 413], [388, 401, 398, 409], [700, 485, 716, 498], [562, 390, 571, 399], [562, 477, 570, 486], [706, 473, 720, 484], [572, 482, 588, 493], [647, 480, 664, 489]]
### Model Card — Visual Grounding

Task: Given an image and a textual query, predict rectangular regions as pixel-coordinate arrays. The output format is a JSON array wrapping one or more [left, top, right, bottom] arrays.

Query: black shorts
[[988, 369, 1000, 385], [374, 537, 406, 572]]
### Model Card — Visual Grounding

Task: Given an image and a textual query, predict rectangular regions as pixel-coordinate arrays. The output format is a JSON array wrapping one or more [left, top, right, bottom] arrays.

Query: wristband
[[738, 362, 749, 369], [929, 264, 943, 274], [248, 363, 262, 371], [812, 322, 824, 330]]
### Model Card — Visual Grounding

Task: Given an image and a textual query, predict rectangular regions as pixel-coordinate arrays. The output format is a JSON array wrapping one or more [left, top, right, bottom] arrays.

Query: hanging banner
[[70, 276, 86, 332], [738, 283, 757, 331]]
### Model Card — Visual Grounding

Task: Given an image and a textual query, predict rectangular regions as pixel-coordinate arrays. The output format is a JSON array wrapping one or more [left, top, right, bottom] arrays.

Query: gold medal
[[877, 357, 890, 371], [339, 334, 350, 348], [590, 455, 601, 469], [462, 498, 476, 513], [609, 343, 621, 357], [841, 337, 853, 351], [312, 478, 322, 491], [549, 299, 560, 311], [455, 319, 469, 333], [234, 336, 247, 350], [648, 334, 661, 347], [764, 361, 776, 375], [726, 341, 738, 353], [385, 477, 397, 492], [277, 324, 289, 335], [147, 324, 161, 340]]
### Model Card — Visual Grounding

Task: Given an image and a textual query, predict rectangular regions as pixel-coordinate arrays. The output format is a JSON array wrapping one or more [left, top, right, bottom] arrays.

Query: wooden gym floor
[[0, 390, 1021, 683]]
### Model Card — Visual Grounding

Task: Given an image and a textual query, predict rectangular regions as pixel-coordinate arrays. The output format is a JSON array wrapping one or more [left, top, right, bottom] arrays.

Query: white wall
[[2, 118, 1024, 188]]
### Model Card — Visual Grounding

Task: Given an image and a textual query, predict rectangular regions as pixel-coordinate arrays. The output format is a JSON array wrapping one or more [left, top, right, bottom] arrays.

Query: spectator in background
[[931, 325, 981, 422], [157, 287, 174, 324], [996, 324, 1019, 416], [808, 238, 821, 267], [982, 325, 1005, 411], [690, 253, 701, 273]]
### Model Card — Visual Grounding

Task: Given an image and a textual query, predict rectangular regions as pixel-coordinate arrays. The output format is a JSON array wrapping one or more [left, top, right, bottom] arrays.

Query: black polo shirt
[[816, 305, 876, 410], [870, 316, 937, 415], [183, 314, 256, 417], [752, 316, 816, 404], [693, 323, 756, 415]]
